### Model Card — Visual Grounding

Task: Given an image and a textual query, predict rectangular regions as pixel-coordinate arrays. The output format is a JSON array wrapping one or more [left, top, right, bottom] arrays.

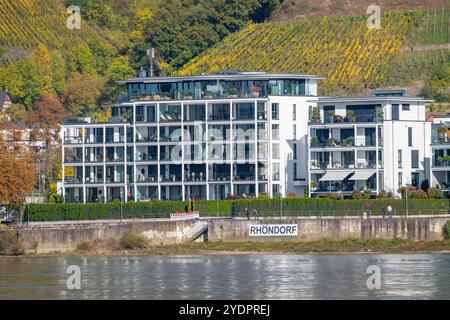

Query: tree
[[29, 44, 54, 94], [107, 56, 135, 81], [63, 72, 106, 117], [51, 51, 66, 95], [67, 43, 96, 75], [0, 123, 36, 209]]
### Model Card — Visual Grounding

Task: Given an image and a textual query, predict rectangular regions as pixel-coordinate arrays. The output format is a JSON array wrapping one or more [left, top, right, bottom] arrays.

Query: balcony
[[160, 175, 182, 182], [65, 177, 83, 185], [64, 156, 83, 163], [105, 176, 124, 184], [85, 177, 104, 184], [105, 155, 125, 162], [208, 173, 231, 182], [85, 155, 103, 163], [64, 137, 84, 145], [234, 173, 256, 181], [136, 136, 158, 143]]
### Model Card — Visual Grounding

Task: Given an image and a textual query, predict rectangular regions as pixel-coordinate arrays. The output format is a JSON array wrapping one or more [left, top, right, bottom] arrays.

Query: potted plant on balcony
[[374, 107, 384, 122], [437, 125, 448, 143], [327, 110, 335, 123], [346, 110, 355, 123], [203, 91, 214, 99], [310, 136, 319, 146], [228, 87, 238, 98], [310, 107, 321, 123], [344, 136, 354, 146], [326, 137, 336, 147], [310, 181, 317, 190], [184, 91, 193, 99], [161, 92, 170, 100]]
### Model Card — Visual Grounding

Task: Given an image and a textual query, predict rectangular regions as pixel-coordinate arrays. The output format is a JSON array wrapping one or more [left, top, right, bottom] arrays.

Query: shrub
[[351, 189, 363, 199], [377, 190, 387, 198], [410, 189, 429, 198], [324, 192, 343, 200], [0, 230, 25, 256], [427, 187, 444, 199], [444, 221, 450, 240], [397, 186, 417, 198], [120, 231, 148, 249], [362, 189, 372, 199]]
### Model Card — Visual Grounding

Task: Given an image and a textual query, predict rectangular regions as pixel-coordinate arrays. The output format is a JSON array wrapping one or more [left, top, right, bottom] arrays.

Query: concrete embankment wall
[[14, 216, 450, 253]]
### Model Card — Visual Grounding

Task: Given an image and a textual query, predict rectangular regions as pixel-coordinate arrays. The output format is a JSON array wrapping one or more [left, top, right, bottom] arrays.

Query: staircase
[[185, 221, 208, 241]]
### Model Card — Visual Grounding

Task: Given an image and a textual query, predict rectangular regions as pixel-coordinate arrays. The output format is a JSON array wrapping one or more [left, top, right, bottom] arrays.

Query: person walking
[[381, 207, 385, 218], [387, 205, 393, 218], [254, 208, 258, 220], [245, 207, 250, 220]]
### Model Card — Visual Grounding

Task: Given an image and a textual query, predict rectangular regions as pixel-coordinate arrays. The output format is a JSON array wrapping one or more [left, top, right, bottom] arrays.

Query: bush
[[0, 230, 25, 256], [427, 187, 444, 199], [351, 189, 363, 199], [362, 189, 372, 199], [410, 189, 429, 198], [324, 192, 343, 200], [120, 231, 148, 249], [444, 221, 450, 240]]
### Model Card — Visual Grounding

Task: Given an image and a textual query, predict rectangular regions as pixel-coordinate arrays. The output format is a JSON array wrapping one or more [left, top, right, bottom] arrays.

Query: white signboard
[[249, 224, 298, 237]]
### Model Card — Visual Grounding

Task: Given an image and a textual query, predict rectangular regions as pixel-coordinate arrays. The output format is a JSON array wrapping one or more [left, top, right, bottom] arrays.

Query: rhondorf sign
[[249, 224, 298, 237]]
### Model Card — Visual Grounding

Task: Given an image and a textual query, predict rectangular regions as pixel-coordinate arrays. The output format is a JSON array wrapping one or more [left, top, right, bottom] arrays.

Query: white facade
[[308, 92, 431, 198], [61, 73, 319, 203]]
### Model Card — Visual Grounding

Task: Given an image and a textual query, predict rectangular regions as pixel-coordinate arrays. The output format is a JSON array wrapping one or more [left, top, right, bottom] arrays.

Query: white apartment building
[[429, 114, 450, 195], [308, 90, 432, 198], [61, 72, 321, 203]]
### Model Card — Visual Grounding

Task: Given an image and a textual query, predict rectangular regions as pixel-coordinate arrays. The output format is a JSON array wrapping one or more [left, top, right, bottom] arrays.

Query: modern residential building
[[429, 114, 450, 195], [308, 90, 432, 198], [61, 72, 321, 203]]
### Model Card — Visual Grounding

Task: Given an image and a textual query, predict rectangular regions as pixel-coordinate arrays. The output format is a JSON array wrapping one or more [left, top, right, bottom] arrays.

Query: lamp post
[[405, 183, 409, 218]]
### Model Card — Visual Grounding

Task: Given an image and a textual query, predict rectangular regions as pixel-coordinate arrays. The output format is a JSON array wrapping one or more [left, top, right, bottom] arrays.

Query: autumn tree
[[0, 123, 36, 211], [63, 72, 106, 117], [27, 94, 65, 148], [29, 44, 54, 94], [107, 56, 135, 81]]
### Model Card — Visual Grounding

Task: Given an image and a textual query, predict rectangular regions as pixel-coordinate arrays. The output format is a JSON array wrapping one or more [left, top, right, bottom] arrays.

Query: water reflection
[[0, 254, 449, 299]]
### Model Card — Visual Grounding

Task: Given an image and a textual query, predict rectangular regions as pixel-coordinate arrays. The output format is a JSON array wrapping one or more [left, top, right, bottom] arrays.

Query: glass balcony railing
[[85, 155, 104, 163], [64, 156, 83, 163], [85, 177, 104, 184], [105, 176, 124, 184], [65, 177, 83, 184], [185, 173, 206, 182], [136, 175, 158, 183], [64, 137, 83, 144], [234, 173, 256, 181], [105, 155, 125, 162], [208, 173, 231, 182], [311, 182, 376, 193], [136, 153, 158, 161], [160, 175, 182, 182]]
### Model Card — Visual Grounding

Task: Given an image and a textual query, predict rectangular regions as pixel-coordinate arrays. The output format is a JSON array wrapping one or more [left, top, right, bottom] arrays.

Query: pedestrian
[[387, 205, 393, 218], [254, 208, 258, 220], [381, 207, 385, 218], [245, 207, 250, 220], [190, 197, 195, 212]]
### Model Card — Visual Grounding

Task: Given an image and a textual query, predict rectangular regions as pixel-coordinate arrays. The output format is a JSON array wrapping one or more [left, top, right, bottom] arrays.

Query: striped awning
[[319, 171, 353, 182], [348, 170, 376, 181]]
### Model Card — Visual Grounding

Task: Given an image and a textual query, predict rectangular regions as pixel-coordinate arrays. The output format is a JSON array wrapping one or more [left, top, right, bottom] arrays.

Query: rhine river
[[0, 254, 449, 299]]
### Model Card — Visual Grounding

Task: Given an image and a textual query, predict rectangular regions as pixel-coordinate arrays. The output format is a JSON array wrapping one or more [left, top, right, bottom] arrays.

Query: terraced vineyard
[[178, 11, 449, 95], [0, 0, 114, 53]]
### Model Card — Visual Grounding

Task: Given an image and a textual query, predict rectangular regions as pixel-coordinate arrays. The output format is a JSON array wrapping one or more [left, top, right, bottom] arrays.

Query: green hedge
[[24, 198, 450, 221]]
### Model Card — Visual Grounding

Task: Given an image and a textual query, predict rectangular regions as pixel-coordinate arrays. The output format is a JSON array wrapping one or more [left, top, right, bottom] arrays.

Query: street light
[[405, 183, 409, 218]]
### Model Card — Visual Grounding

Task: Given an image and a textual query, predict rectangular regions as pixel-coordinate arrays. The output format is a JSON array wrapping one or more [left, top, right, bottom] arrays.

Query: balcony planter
[[334, 115, 343, 123], [203, 91, 214, 99], [310, 136, 319, 146], [228, 88, 238, 98], [326, 137, 336, 147]]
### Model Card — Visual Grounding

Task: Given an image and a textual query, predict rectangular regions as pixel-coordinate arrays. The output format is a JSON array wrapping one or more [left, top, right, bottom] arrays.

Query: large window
[[411, 172, 419, 188], [272, 103, 279, 120], [272, 144, 280, 159], [398, 172, 402, 188], [398, 150, 402, 168], [272, 163, 280, 181], [411, 150, 419, 168], [272, 124, 279, 140], [408, 127, 413, 147]]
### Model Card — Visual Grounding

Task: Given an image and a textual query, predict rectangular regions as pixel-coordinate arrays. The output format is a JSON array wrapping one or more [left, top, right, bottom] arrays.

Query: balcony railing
[[105, 155, 125, 162], [234, 173, 256, 181], [64, 156, 83, 163], [65, 177, 83, 184], [105, 176, 124, 183], [136, 153, 158, 161], [160, 175, 182, 182], [136, 136, 158, 143], [85, 155, 104, 163], [85, 177, 104, 184], [208, 173, 231, 181], [64, 137, 83, 144], [136, 176, 158, 183], [185, 173, 206, 182]]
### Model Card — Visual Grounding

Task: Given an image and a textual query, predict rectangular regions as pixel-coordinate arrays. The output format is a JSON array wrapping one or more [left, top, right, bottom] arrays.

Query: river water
[[0, 254, 449, 299]]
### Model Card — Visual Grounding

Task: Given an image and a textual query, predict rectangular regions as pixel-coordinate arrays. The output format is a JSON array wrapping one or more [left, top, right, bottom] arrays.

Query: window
[[272, 164, 280, 181], [293, 164, 297, 179], [408, 127, 413, 147], [392, 104, 399, 120], [293, 104, 297, 120], [293, 125, 297, 139], [272, 124, 279, 140], [398, 150, 402, 168], [272, 103, 279, 120], [402, 104, 410, 111], [272, 144, 280, 159], [398, 172, 402, 188], [411, 150, 419, 168], [293, 143, 297, 160], [412, 172, 419, 188]]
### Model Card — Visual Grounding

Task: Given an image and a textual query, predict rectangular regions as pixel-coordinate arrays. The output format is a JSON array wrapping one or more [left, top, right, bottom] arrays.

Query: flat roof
[[120, 72, 325, 84], [316, 96, 433, 103]]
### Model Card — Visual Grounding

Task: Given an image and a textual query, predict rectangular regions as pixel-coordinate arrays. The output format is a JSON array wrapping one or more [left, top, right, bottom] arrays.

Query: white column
[[124, 123, 128, 203]]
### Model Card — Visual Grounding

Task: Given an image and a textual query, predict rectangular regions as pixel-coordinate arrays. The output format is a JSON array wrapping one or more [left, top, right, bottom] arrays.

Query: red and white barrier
[[170, 211, 200, 221]]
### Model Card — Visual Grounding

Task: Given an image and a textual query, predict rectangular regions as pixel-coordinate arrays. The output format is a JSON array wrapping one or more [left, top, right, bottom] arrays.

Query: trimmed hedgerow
[[24, 198, 450, 221]]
